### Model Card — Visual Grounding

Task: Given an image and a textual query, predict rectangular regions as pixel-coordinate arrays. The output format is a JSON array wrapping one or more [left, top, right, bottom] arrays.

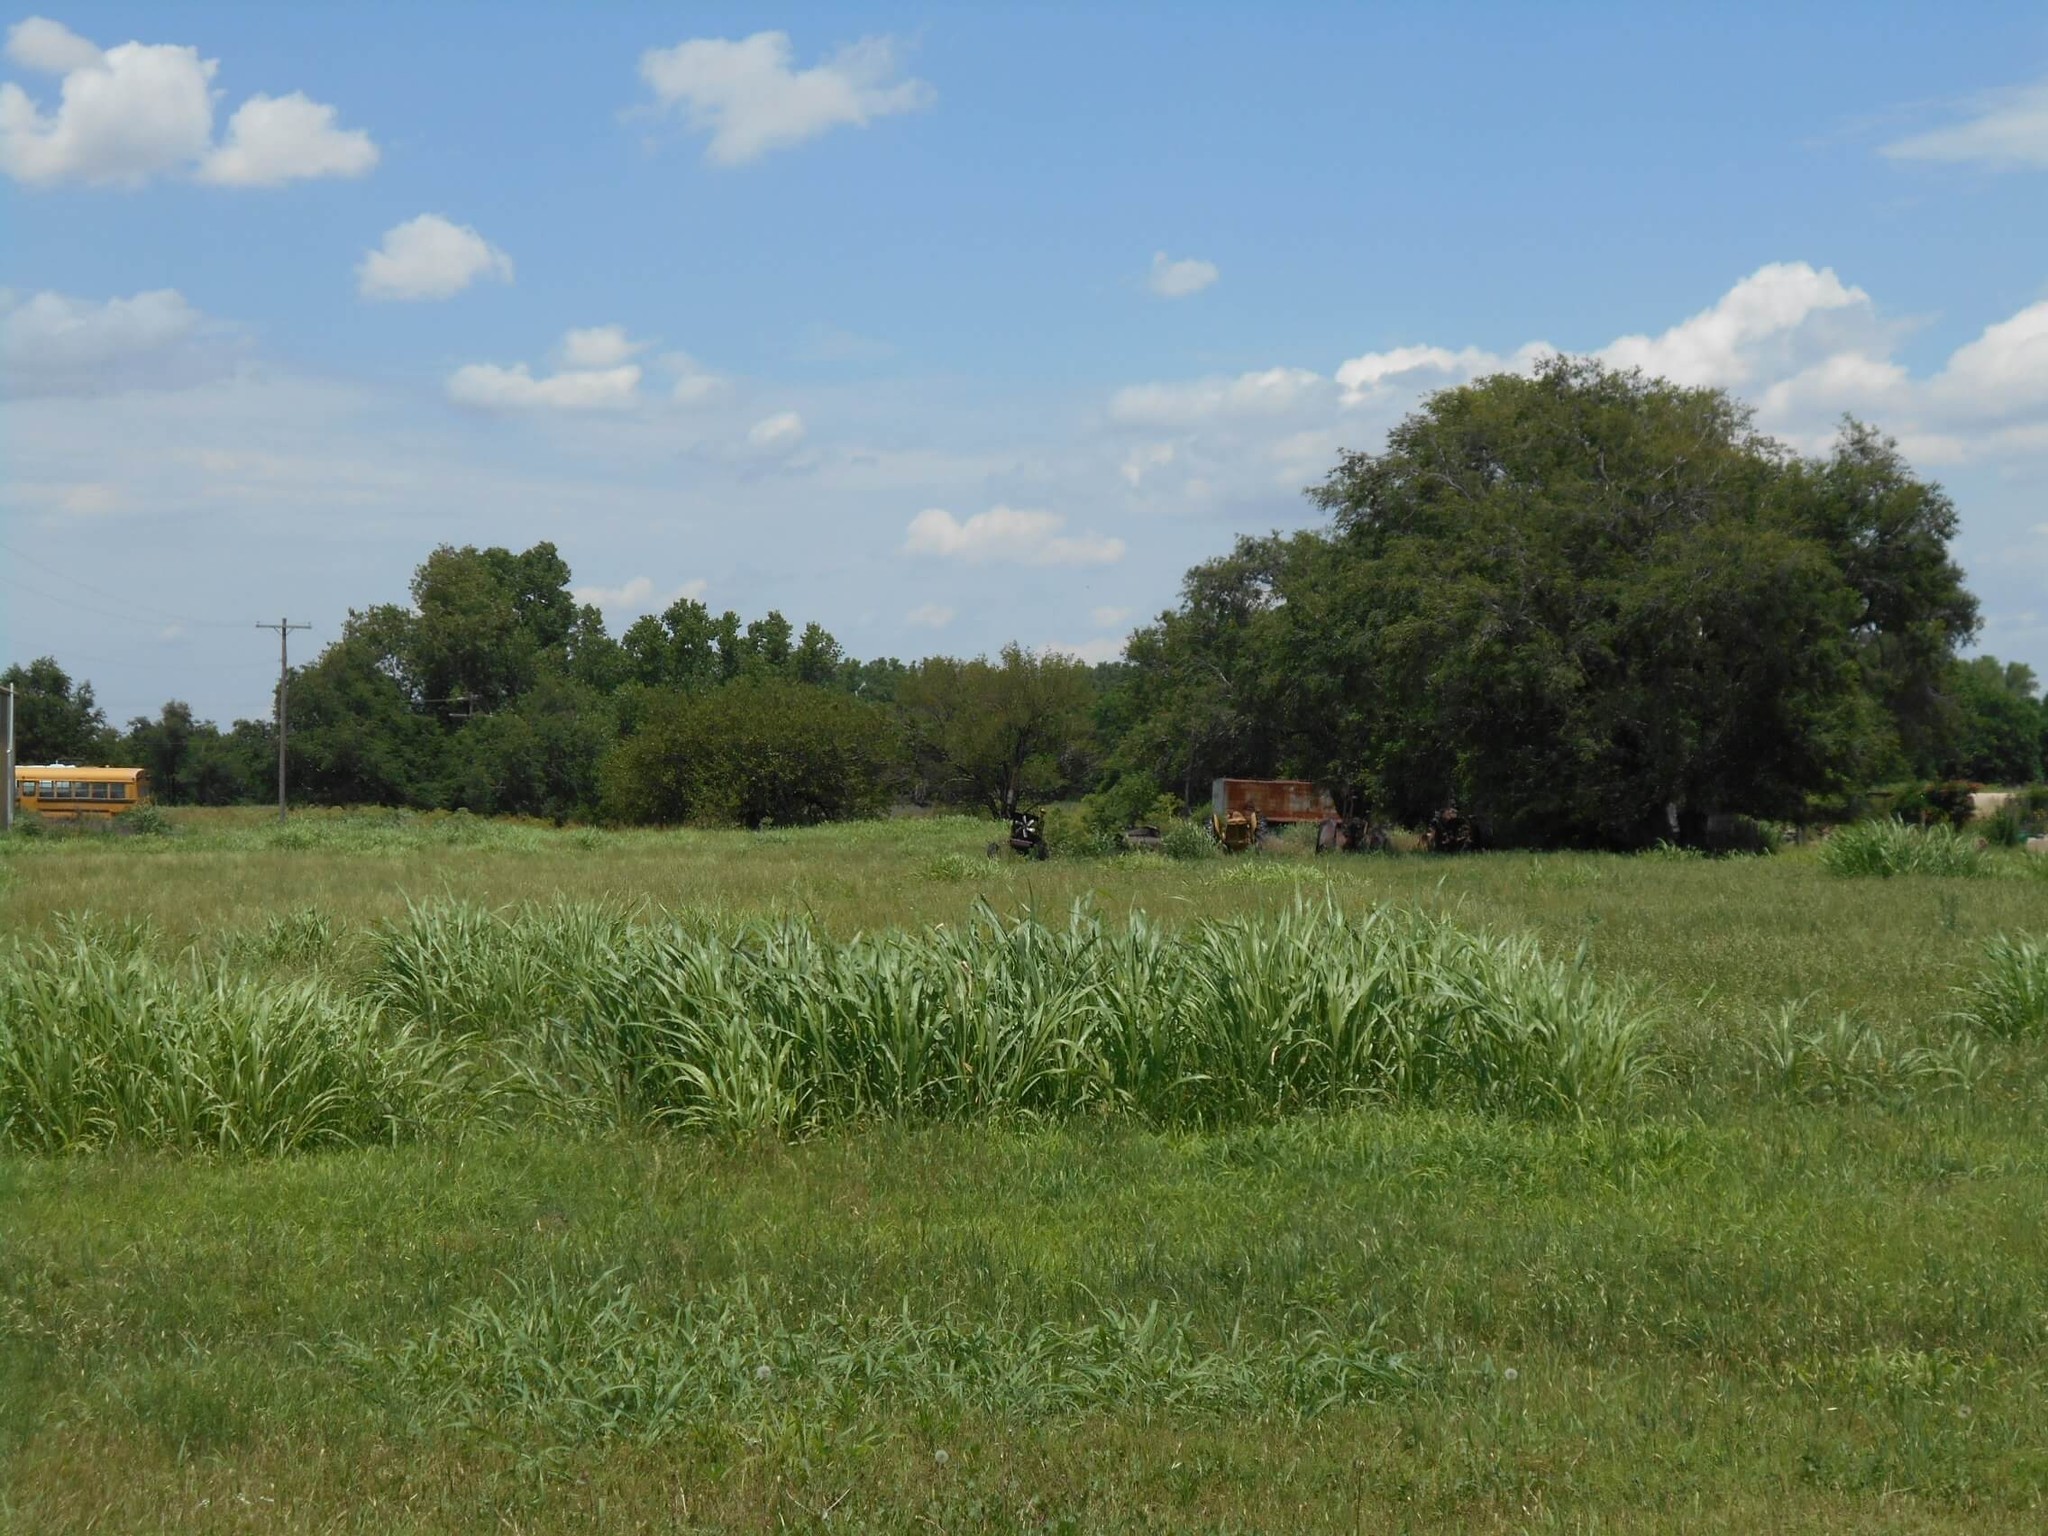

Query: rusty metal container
[[1209, 778, 1336, 826]]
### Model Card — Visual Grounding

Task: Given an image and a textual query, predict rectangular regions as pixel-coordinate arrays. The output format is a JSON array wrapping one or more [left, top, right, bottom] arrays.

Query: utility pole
[[2, 683, 14, 836], [256, 618, 310, 824]]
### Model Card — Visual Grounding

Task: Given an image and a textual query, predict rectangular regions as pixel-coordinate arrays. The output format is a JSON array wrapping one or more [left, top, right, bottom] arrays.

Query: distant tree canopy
[[15, 360, 2037, 842], [2, 657, 109, 764], [1113, 359, 1986, 847]]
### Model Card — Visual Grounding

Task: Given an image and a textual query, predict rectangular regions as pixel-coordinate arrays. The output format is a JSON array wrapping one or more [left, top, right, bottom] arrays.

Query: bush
[[1890, 781, 1978, 831], [1160, 818, 1218, 861], [122, 803, 176, 838], [1982, 799, 2027, 848], [1819, 819, 1986, 879]]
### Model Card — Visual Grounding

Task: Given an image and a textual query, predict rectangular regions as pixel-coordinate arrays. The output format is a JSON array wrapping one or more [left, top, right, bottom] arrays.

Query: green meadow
[[2, 810, 2046, 1531]]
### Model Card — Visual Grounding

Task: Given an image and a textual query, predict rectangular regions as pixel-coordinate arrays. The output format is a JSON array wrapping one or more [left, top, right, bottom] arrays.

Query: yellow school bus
[[13, 765, 153, 821]]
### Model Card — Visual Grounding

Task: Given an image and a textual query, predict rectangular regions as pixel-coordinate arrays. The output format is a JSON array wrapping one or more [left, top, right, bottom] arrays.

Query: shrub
[[1982, 799, 2027, 848], [1951, 935, 2048, 1039], [1819, 820, 1986, 879], [1890, 781, 1978, 831], [1160, 818, 1218, 861]]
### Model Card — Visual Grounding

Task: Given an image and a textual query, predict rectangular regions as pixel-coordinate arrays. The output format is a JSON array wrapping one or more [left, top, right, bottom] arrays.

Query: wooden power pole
[[256, 618, 311, 824]]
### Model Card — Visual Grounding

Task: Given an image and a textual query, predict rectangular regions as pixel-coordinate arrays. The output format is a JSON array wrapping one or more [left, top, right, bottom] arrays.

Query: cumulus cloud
[[748, 410, 806, 449], [1884, 76, 2048, 171], [1, 287, 240, 396], [0, 16, 375, 188], [1598, 262, 1875, 389], [1148, 252, 1218, 299], [905, 602, 955, 628], [903, 507, 1124, 567], [639, 30, 933, 166], [357, 215, 513, 301], [1109, 366, 1323, 427], [572, 575, 707, 612], [447, 328, 647, 411], [560, 325, 648, 369], [1090, 606, 1132, 628]]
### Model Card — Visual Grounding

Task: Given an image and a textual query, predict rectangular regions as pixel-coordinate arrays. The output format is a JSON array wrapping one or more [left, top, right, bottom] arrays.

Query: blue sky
[[4, 2, 2047, 724]]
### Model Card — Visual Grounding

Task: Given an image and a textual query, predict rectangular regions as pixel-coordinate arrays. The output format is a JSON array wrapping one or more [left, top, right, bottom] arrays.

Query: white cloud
[[1109, 366, 1324, 427], [1599, 262, 1872, 389], [905, 602, 955, 628], [561, 325, 648, 370], [1, 287, 237, 396], [665, 352, 725, 403], [904, 507, 1124, 567], [447, 327, 647, 412], [748, 410, 806, 449], [573, 575, 707, 612], [199, 91, 376, 186], [357, 215, 513, 301], [1090, 606, 1132, 628], [7, 17, 104, 74], [1120, 441, 1175, 487], [1934, 300, 2048, 418], [639, 30, 934, 166], [1884, 76, 2048, 170], [1148, 252, 1218, 299], [0, 17, 375, 188], [1335, 344, 1517, 405], [1046, 636, 1128, 665]]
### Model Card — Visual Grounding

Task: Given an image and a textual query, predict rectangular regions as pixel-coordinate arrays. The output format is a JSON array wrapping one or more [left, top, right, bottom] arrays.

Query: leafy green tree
[[897, 645, 1099, 816], [1119, 359, 1978, 847], [287, 629, 446, 806], [601, 678, 894, 828], [1937, 657, 2044, 784], [2, 657, 111, 763]]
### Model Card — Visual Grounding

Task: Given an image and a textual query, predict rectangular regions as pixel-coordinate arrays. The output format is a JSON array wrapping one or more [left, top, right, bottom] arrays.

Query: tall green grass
[[369, 898, 1655, 1129], [1821, 820, 1987, 878], [0, 900, 1658, 1153], [0, 932, 470, 1153], [1952, 934, 2048, 1038]]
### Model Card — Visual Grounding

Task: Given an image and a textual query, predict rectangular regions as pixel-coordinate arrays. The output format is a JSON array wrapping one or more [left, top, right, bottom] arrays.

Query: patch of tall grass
[[1820, 820, 1986, 878], [358, 1267, 1422, 1444], [370, 898, 1656, 1128], [1952, 934, 2048, 1039], [0, 934, 473, 1153]]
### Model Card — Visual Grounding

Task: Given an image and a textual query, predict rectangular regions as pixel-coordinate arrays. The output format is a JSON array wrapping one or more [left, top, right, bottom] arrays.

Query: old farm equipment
[[1209, 778, 1337, 852], [988, 807, 1050, 860]]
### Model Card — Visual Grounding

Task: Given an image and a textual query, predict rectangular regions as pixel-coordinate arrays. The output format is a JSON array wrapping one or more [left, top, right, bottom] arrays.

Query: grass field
[[3, 809, 2047, 1531]]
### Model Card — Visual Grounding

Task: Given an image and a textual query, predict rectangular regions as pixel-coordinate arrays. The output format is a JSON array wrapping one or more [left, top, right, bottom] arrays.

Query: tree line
[[8, 360, 2044, 846]]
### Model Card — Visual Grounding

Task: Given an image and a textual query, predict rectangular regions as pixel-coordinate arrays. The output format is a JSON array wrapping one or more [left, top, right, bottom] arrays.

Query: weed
[[1820, 820, 1987, 879], [1951, 934, 2048, 1038]]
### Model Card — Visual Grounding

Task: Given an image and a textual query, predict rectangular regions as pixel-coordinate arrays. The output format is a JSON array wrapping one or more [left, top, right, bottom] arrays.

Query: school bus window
[[38, 780, 52, 796], [111, 784, 127, 801]]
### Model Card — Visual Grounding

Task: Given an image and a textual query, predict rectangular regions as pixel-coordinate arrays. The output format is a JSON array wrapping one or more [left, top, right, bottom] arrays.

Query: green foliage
[[0, 933, 469, 1153], [600, 678, 894, 828], [898, 645, 1099, 816], [367, 898, 1654, 1126], [1891, 780, 1978, 830], [1951, 934, 2048, 1038], [1, 655, 110, 763], [121, 802, 176, 838], [1749, 1004, 1980, 1105], [1160, 817, 1218, 861], [1820, 820, 1987, 879], [362, 1266, 1419, 1443], [1933, 657, 2044, 784], [1113, 362, 1977, 848]]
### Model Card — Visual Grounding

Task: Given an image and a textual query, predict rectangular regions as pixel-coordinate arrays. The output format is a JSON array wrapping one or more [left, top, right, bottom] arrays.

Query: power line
[[0, 542, 248, 630]]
